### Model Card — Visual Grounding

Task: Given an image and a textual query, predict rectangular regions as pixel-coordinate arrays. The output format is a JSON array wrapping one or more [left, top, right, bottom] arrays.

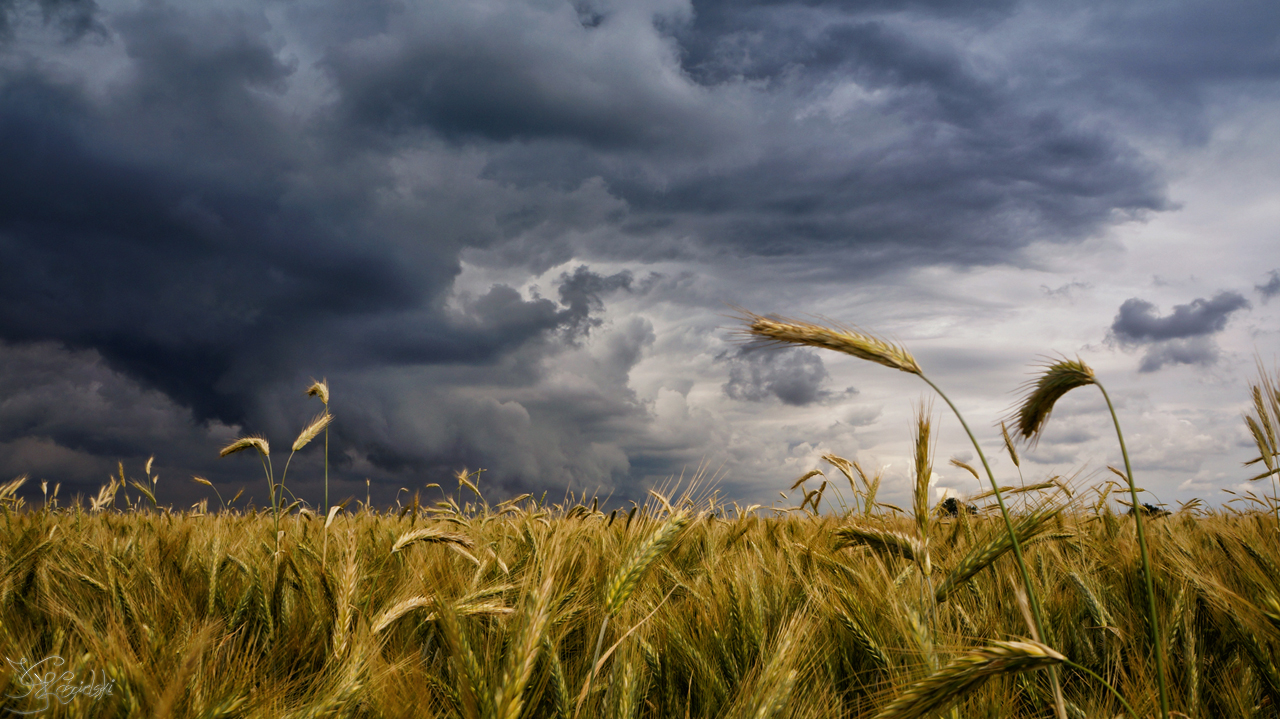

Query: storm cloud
[[1108, 291, 1251, 373], [1, 0, 1277, 507], [721, 347, 854, 407], [1110, 292, 1251, 344]]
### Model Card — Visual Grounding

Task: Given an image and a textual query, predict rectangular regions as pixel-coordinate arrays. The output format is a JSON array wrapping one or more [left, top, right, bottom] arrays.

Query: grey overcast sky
[[1, 0, 1278, 512]]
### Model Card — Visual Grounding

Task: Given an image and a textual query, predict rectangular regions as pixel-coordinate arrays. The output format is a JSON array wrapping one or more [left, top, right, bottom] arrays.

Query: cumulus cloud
[[1110, 292, 1251, 344], [1108, 291, 1250, 372]]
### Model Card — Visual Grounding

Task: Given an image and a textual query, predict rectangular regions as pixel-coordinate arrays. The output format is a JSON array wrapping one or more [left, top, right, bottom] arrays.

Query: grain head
[[735, 309, 922, 375], [1010, 357, 1097, 445]]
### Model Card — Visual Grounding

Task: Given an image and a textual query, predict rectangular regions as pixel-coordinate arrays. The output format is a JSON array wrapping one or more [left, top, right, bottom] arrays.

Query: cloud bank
[[1, 0, 1278, 508]]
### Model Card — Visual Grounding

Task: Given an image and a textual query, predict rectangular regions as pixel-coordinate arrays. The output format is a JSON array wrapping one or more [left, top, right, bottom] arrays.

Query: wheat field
[[0, 475, 1277, 718], [1, 324, 1278, 718]]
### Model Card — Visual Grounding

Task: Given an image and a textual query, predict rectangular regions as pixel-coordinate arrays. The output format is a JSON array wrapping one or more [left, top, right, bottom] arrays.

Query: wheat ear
[[292, 411, 333, 452], [219, 436, 269, 457], [872, 641, 1065, 719], [391, 527, 475, 553], [494, 574, 555, 719], [604, 510, 691, 616], [834, 525, 925, 564], [736, 310, 922, 374]]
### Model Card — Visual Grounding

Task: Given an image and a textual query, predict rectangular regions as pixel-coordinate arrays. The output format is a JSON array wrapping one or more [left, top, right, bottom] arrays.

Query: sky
[[1, 0, 1278, 513]]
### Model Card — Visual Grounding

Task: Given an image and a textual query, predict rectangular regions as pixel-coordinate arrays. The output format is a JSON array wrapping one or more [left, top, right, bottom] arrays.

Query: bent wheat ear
[[736, 310, 922, 375], [392, 527, 475, 553], [873, 641, 1065, 719], [371, 596, 433, 636], [1010, 358, 1096, 444], [220, 436, 269, 458], [307, 378, 330, 406], [834, 525, 924, 564], [1000, 422, 1021, 468], [790, 469, 824, 491], [949, 458, 979, 481], [293, 411, 334, 452]]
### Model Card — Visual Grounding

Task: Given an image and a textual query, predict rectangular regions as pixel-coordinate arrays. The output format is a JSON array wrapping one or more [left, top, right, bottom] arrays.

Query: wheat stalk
[[934, 506, 1062, 603], [1010, 355, 1168, 719], [738, 308, 1066, 718]]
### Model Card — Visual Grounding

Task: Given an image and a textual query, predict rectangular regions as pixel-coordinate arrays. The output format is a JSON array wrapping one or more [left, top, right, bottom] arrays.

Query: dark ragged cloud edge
[[0, 0, 104, 42], [0, 266, 647, 509], [1257, 269, 1280, 302]]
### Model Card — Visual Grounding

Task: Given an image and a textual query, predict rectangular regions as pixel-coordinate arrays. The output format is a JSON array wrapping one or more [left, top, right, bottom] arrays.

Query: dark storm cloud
[[721, 347, 854, 406], [463, 0, 1171, 268], [320, 0, 712, 150], [0, 0, 102, 40], [1110, 292, 1251, 344], [1108, 291, 1251, 373], [2, 0, 1277, 502], [0, 3, 612, 425], [557, 265, 635, 338], [1257, 270, 1280, 302]]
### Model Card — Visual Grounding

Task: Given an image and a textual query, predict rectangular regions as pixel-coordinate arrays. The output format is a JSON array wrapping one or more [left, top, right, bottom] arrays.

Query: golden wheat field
[[1, 320, 1278, 718], [0, 476, 1278, 719]]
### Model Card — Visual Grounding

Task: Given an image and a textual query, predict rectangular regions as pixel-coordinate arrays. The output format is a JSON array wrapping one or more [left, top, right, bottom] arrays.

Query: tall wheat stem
[[735, 311, 1065, 719], [919, 375, 1067, 719], [1097, 381, 1169, 719], [324, 425, 330, 515], [584, 616, 609, 711]]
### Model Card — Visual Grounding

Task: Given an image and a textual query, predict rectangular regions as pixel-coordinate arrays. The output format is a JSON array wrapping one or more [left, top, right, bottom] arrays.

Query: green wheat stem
[[1097, 381, 1169, 719], [919, 374, 1067, 719], [1065, 660, 1138, 719], [324, 425, 330, 516], [583, 615, 609, 716], [276, 450, 300, 558]]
